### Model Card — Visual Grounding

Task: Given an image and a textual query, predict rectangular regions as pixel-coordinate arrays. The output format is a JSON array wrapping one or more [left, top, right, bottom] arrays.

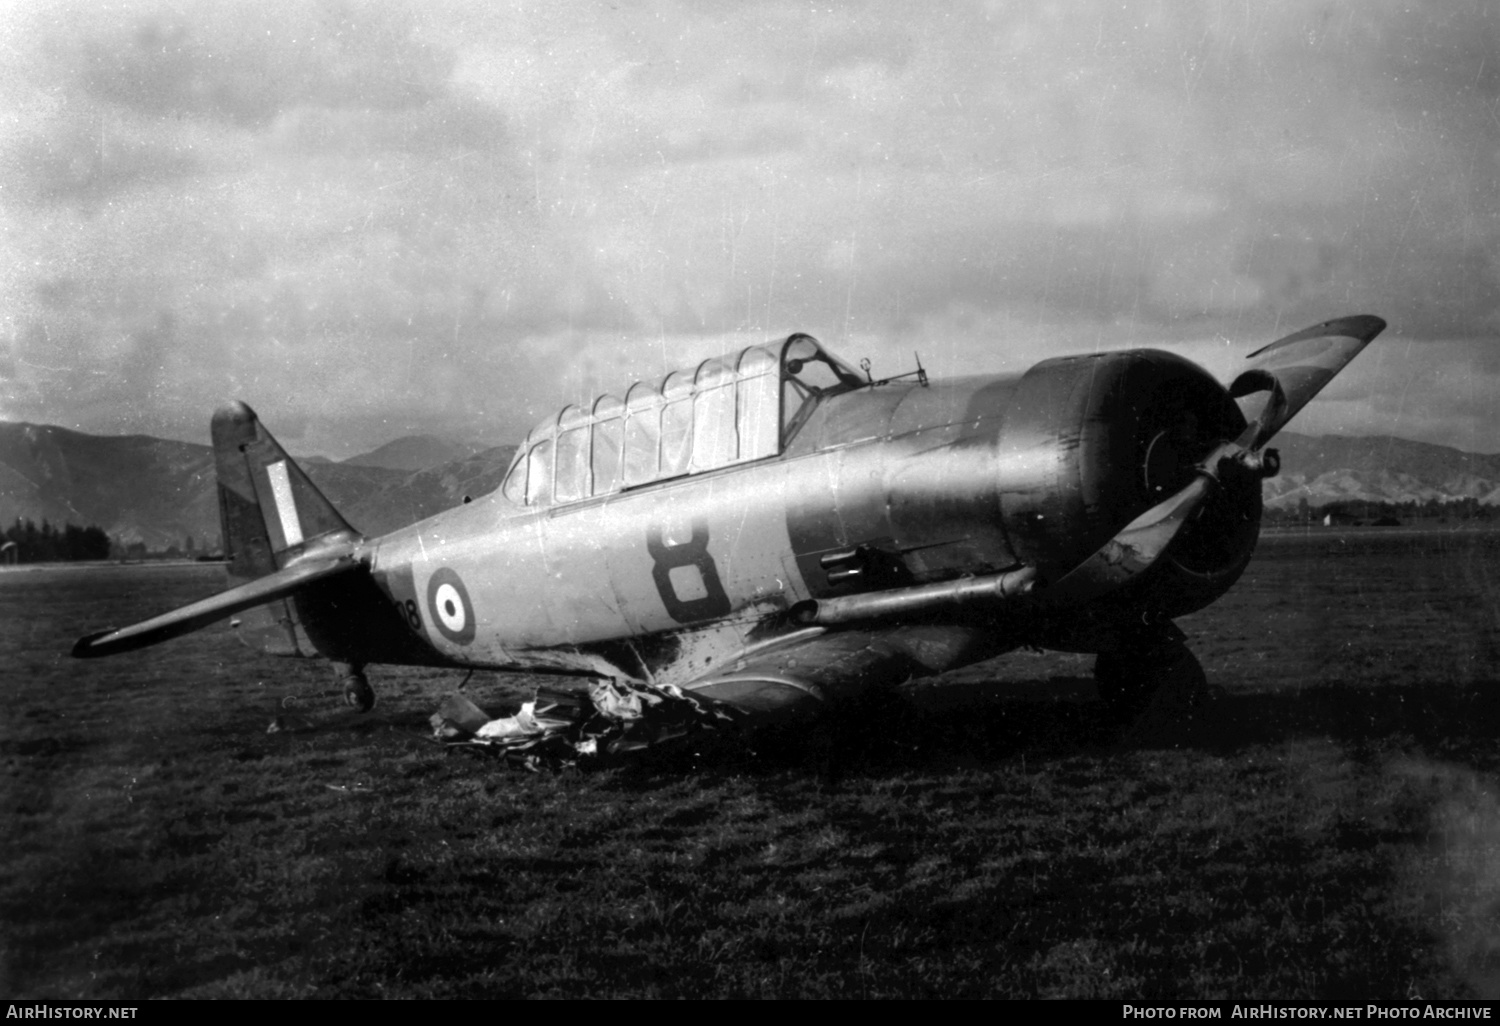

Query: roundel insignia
[[426, 567, 476, 645]]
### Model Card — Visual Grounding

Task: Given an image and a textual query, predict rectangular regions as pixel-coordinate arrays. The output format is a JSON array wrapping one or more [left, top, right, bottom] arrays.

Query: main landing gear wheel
[[1094, 632, 1209, 739], [339, 666, 376, 713]]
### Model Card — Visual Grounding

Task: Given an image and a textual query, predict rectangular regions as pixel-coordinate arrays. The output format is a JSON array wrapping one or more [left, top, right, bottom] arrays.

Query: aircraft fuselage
[[72, 317, 1386, 733], [300, 348, 1256, 688]]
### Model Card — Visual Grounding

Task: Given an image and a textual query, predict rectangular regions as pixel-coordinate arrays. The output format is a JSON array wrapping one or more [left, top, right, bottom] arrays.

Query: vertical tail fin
[[213, 400, 357, 574], [212, 401, 358, 654]]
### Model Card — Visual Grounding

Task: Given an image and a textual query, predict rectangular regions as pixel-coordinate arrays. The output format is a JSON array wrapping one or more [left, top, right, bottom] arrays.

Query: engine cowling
[[995, 349, 1262, 617]]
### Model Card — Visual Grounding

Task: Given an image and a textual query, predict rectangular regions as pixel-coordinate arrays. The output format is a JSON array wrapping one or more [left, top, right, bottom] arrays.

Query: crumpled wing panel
[[433, 626, 1013, 768], [682, 623, 1004, 722]]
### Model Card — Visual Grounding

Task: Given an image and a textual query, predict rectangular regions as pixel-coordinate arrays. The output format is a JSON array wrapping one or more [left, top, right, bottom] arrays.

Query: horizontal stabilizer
[[72, 552, 362, 659]]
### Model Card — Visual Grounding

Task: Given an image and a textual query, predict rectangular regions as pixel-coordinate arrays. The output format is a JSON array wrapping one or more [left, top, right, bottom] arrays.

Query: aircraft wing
[[681, 623, 1004, 721], [72, 551, 363, 658], [439, 622, 1008, 767]]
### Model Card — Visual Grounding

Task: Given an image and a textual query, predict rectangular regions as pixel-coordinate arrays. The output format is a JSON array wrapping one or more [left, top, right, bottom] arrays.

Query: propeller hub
[[1142, 410, 1208, 500]]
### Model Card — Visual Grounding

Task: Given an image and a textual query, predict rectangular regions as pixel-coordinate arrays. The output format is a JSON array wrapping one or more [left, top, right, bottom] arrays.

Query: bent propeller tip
[[1246, 314, 1386, 359]]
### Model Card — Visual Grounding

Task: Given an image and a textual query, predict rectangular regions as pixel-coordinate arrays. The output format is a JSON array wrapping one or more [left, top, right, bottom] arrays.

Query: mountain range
[[0, 420, 516, 550], [3, 419, 1498, 550], [341, 435, 489, 472], [1264, 434, 1500, 509]]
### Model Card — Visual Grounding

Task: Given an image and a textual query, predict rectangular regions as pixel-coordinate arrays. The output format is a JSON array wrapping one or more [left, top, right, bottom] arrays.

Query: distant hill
[[0, 424, 220, 552], [0, 420, 515, 550], [342, 444, 519, 530], [5, 417, 1500, 549], [342, 435, 488, 472], [1266, 433, 1500, 508]]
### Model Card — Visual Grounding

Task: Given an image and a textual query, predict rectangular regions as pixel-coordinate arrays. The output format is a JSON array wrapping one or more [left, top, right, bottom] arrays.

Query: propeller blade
[[1229, 314, 1386, 450], [1040, 314, 1384, 609], [1040, 475, 1213, 606]]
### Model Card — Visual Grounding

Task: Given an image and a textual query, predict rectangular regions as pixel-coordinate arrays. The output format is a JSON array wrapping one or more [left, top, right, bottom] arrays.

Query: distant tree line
[[1265, 497, 1500, 525], [2, 519, 112, 563]]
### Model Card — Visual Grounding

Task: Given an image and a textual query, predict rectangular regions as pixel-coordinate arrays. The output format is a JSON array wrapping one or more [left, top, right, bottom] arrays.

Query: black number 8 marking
[[646, 520, 731, 623], [392, 598, 422, 631]]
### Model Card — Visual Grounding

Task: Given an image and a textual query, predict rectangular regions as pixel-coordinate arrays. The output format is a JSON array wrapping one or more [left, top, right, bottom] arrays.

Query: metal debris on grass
[[322, 782, 371, 794], [430, 679, 745, 770]]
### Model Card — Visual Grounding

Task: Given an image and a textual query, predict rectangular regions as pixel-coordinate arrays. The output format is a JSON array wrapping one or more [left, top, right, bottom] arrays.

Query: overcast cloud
[[1, 0, 1497, 456]]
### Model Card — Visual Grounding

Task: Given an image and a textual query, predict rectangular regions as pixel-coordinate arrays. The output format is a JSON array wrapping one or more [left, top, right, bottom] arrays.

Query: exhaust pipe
[[793, 566, 1037, 626]]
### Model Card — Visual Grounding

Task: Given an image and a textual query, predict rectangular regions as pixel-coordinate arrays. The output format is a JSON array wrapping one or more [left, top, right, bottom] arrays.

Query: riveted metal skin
[[74, 319, 1384, 724], [779, 349, 1255, 623], [223, 348, 1254, 682], [994, 349, 1251, 582]]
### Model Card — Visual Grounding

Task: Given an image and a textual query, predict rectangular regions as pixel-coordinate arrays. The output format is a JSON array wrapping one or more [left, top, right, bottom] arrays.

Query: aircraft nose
[[997, 348, 1247, 577]]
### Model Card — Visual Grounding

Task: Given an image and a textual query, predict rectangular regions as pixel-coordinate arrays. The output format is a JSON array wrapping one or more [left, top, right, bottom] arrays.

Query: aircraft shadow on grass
[[434, 671, 1497, 781]]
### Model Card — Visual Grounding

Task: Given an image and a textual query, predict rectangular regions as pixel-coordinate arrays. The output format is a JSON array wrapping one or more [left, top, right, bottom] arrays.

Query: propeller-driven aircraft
[[73, 315, 1386, 757]]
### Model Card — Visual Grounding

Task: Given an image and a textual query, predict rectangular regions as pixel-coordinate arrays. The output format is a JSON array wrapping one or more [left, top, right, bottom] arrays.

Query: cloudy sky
[[1, 0, 1497, 457]]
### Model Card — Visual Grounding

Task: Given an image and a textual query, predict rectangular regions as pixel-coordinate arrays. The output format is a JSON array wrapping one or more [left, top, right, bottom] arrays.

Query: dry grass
[[3, 529, 1500, 998]]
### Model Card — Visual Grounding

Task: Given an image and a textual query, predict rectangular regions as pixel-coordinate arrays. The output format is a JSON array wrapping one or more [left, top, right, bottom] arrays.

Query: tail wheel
[[341, 668, 376, 713]]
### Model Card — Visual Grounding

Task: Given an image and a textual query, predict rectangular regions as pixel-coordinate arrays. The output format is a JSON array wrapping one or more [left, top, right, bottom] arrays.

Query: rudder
[[212, 401, 358, 655]]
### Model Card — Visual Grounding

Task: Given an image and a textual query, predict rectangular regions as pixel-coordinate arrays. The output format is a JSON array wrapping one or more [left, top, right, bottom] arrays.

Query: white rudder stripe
[[265, 460, 304, 547]]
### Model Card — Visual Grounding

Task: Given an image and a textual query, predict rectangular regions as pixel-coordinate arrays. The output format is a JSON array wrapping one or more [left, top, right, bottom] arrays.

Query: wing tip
[[71, 629, 117, 659]]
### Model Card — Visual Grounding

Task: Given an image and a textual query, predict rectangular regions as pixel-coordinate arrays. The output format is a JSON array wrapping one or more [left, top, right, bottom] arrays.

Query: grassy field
[[4, 529, 1500, 998]]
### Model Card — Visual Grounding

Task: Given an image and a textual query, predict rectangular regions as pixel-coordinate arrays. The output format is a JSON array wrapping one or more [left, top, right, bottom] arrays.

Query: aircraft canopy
[[503, 334, 863, 507]]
